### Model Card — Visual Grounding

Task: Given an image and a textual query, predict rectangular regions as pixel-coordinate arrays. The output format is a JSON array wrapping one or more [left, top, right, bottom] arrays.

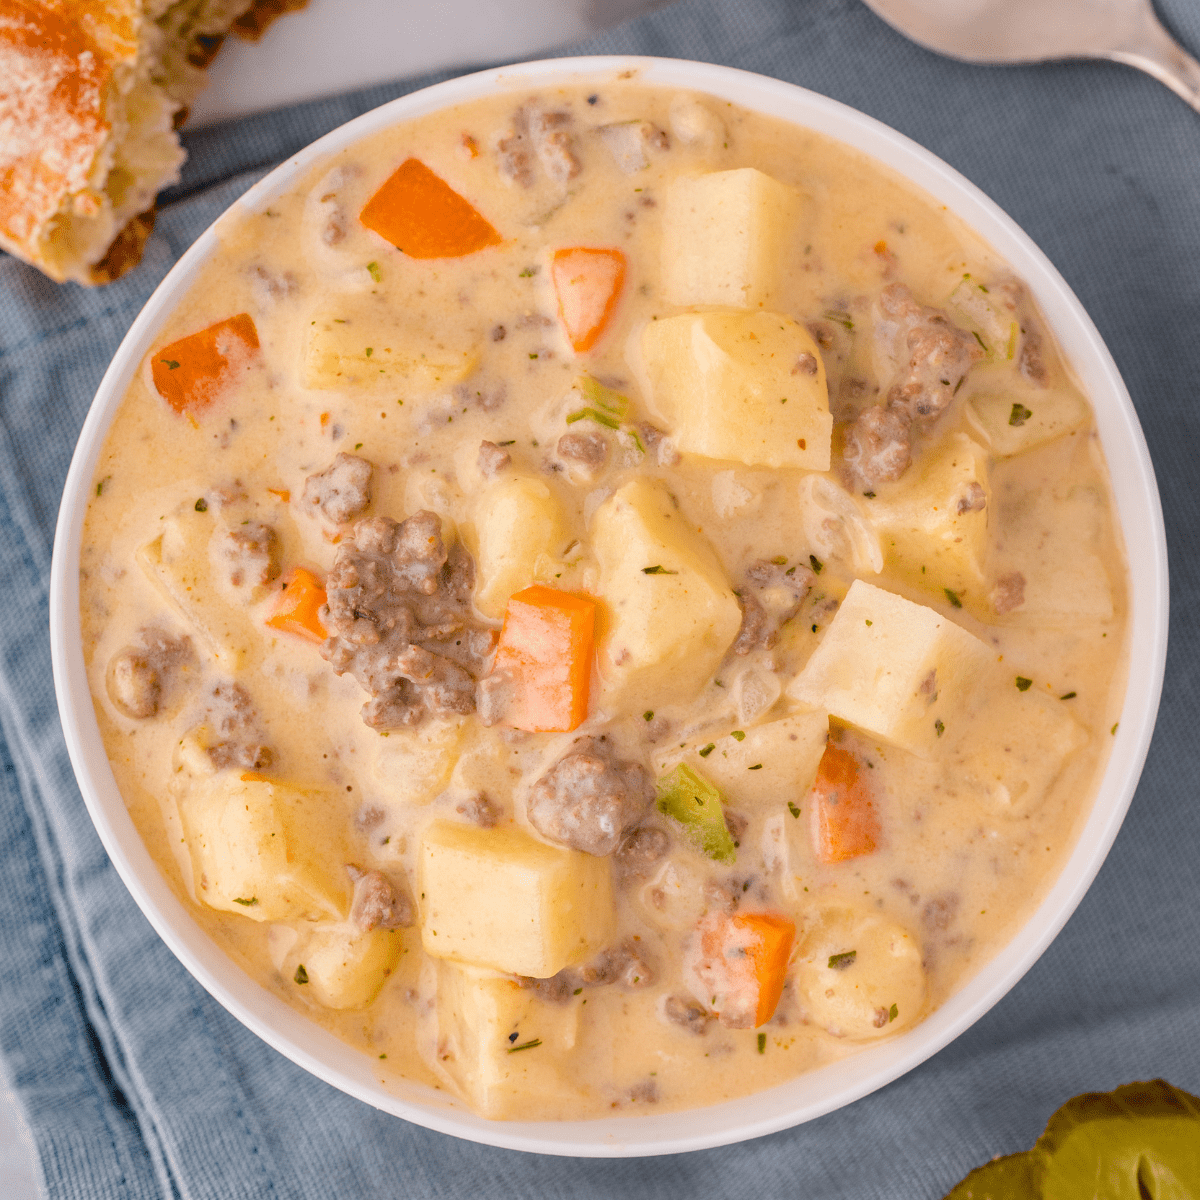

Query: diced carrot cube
[[265, 567, 327, 644], [491, 585, 595, 732], [694, 910, 795, 1028], [808, 741, 880, 864], [359, 158, 501, 258], [151, 313, 260, 416], [551, 247, 626, 353]]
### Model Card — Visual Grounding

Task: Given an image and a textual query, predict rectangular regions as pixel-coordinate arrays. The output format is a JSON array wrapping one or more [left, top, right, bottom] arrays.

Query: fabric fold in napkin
[[2, 0, 1200, 1195]]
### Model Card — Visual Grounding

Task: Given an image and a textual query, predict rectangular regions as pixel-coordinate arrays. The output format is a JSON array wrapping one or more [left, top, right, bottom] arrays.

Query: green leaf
[[507, 1038, 542, 1053], [823, 309, 854, 331], [944, 588, 963, 608], [827, 950, 857, 970], [731, 730, 746, 742], [566, 407, 620, 430], [1016, 676, 1033, 691], [888, 1003, 898, 1022], [699, 743, 716, 758], [655, 763, 736, 862], [757, 1032, 766, 1054], [1009, 402, 1034, 427], [194, 498, 208, 512], [232, 896, 258, 907], [642, 565, 678, 575], [809, 554, 823, 575], [367, 261, 382, 282], [787, 802, 801, 819], [942, 1152, 1043, 1200], [294, 964, 308, 985], [161, 359, 180, 370]]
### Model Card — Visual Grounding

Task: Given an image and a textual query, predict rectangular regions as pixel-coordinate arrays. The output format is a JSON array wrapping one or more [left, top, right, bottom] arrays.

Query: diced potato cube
[[945, 275, 1018, 363], [471, 475, 568, 619], [641, 312, 831, 471], [661, 168, 803, 308], [137, 511, 256, 671], [179, 776, 349, 921], [868, 433, 991, 600], [944, 686, 1087, 815], [418, 821, 615, 977], [654, 710, 829, 813], [433, 961, 582, 1118], [795, 906, 926, 1040], [591, 479, 741, 710], [304, 297, 478, 392], [370, 718, 466, 807], [788, 579, 992, 756], [991, 488, 1114, 624], [965, 389, 1089, 458], [300, 927, 404, 1010]]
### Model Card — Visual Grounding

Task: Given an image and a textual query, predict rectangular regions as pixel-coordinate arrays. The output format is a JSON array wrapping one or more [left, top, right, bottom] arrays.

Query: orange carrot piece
[[551, 247, 626, 352], [491, 585, 595, 732], [265, 567, 327, 644], [808, 741, 880, 864], [359, 158, 501, 258], [697, 910, 795, 1027], [151, 313, 260, 416]]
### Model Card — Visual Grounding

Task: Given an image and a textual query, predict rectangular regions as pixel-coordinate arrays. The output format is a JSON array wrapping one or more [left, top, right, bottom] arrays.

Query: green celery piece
[[655, 763, 736, 862], [578, 375, 629, 417], [565, 407, 620, 430]]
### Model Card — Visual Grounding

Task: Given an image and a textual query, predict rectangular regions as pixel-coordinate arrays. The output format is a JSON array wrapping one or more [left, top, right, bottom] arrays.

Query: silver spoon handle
[[1106, 6, 1200, 114]]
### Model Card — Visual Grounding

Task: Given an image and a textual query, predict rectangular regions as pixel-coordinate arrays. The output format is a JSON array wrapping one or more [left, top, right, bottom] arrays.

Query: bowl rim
[[49, 53, 1169, 1157]]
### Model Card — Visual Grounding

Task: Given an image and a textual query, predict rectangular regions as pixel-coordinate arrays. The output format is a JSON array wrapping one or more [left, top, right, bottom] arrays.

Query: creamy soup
[[79, 78, 1128, 1121]]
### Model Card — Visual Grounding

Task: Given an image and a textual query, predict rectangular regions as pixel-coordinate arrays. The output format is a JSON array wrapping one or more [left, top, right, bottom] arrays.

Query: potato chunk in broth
[[80, 79, 1128, 1121]]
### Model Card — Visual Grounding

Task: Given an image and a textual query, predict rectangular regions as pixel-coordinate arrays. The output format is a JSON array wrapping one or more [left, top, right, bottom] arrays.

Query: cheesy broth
[[79, 79, 1128, 1120]]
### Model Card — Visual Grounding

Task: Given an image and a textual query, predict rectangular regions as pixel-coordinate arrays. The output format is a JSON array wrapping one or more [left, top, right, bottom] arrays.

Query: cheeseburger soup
[[80, 79, 1129, 1120]]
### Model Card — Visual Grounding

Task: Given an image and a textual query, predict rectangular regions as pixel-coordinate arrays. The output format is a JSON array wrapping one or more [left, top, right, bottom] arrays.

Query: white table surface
[[2, 1, 663, 1195]]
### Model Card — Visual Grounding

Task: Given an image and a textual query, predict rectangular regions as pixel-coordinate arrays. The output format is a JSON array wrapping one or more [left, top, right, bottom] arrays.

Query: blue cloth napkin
[[3, 0, 1200, 1195]]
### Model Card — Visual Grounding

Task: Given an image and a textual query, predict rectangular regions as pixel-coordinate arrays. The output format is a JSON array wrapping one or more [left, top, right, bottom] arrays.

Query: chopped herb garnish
[[771, 555, 787, 566], [699, 743, 716, 757], [972, 330, 987, 352], [365, 347, 373, 357], [642, 565, 678, 575], [507, 1038, 543, 1053], [757, 1032, 767, 1054], [809, 554, 823, 574], [823, 310, 854, 331], [1060, 691, 1077, 700], [566, 407, 620, 429], [863, 490, 876, 499], [748, 763, 763, 770], [889, 1003, 898, 1022], [367, 261, 381, 282], [355, 442, 363, 450], [529, 352, 538, 360], [865, 619, 873, 626], [294, 964, 309, 985], [1015, 676, 1033, 692], [1009, 402, 1033, 427], [161, 359, 180, 370], [232, 896, 258, 906], [828, 950, 857, 970], [644, 711, 655, 722], [935, 719, 945, 737], [731, 730, 746, 742], [1111, 722, 1119, 735], [519, 266, 538, 277], [944, 588, 963, 608], [379, 1053, 387, 1059], [497, 440, 515, 447], [194, 498, 208, 512], [788, 802, 801, 818], [574, 987, 583, 995]]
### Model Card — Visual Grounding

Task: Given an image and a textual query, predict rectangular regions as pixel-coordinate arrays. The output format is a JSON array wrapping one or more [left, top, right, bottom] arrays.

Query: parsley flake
[[757, 1032, 767, 1054], [366, 261, 381, 281], [507, 1038, 542, 1053], [889, 1003, 898, 1022], [944, 588, 963, 608], [1060, 691, 1077, 700], [232, 896, 257, 906], [294, 964, 309, 985], [642, 565, 677, 575], [828, 950, 857, 970], [161, 359, 180, 370], [731, 730, 746, 741], [809, 554, 823, 574], [748, 763, 763, 770], [787, 802, 801, 819], [194, 498, 208, 512], [699, 743, 716, 757], [935, 719, 945, 737], [644, 711, 655, 722], [1009, 402, 1033, 427], [1015, 676, 1033, 691]]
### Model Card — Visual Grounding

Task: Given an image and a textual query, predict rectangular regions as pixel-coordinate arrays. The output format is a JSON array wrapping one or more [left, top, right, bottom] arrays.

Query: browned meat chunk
[[637, 422, 681, 467], [456, 792, 500, 827], [496, 104, 581, 188], [202, 681, 272, 770], [516, 970, 576, 1004], [321, 512, 492, 730], [526, 738, 653, 856], [957, 482, 986, 514], [347, 867, 413, 932], [733, 559, 815, 654], [792, 352, 818, 376], [878, 284, 982, 424], [703, 877, 741, 914], [579, 940, 655, 988], [1019, 327, 1047, 385], [663, 995, 710, 1035], [477, 440, 511, 479], [990, 571, 1026, 615], [105, 629, 194, 719], [614, 824, 669, 881], [302, 453, 373, 525], [223, 522, 280, 588], [843, 403, 911, 490], [557, 430, 609, 472], [922, 892, 959, 932]]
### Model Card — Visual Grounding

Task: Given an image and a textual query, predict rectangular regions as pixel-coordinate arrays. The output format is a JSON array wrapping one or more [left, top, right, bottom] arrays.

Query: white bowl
[[49, 55, 1168, 1157]]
